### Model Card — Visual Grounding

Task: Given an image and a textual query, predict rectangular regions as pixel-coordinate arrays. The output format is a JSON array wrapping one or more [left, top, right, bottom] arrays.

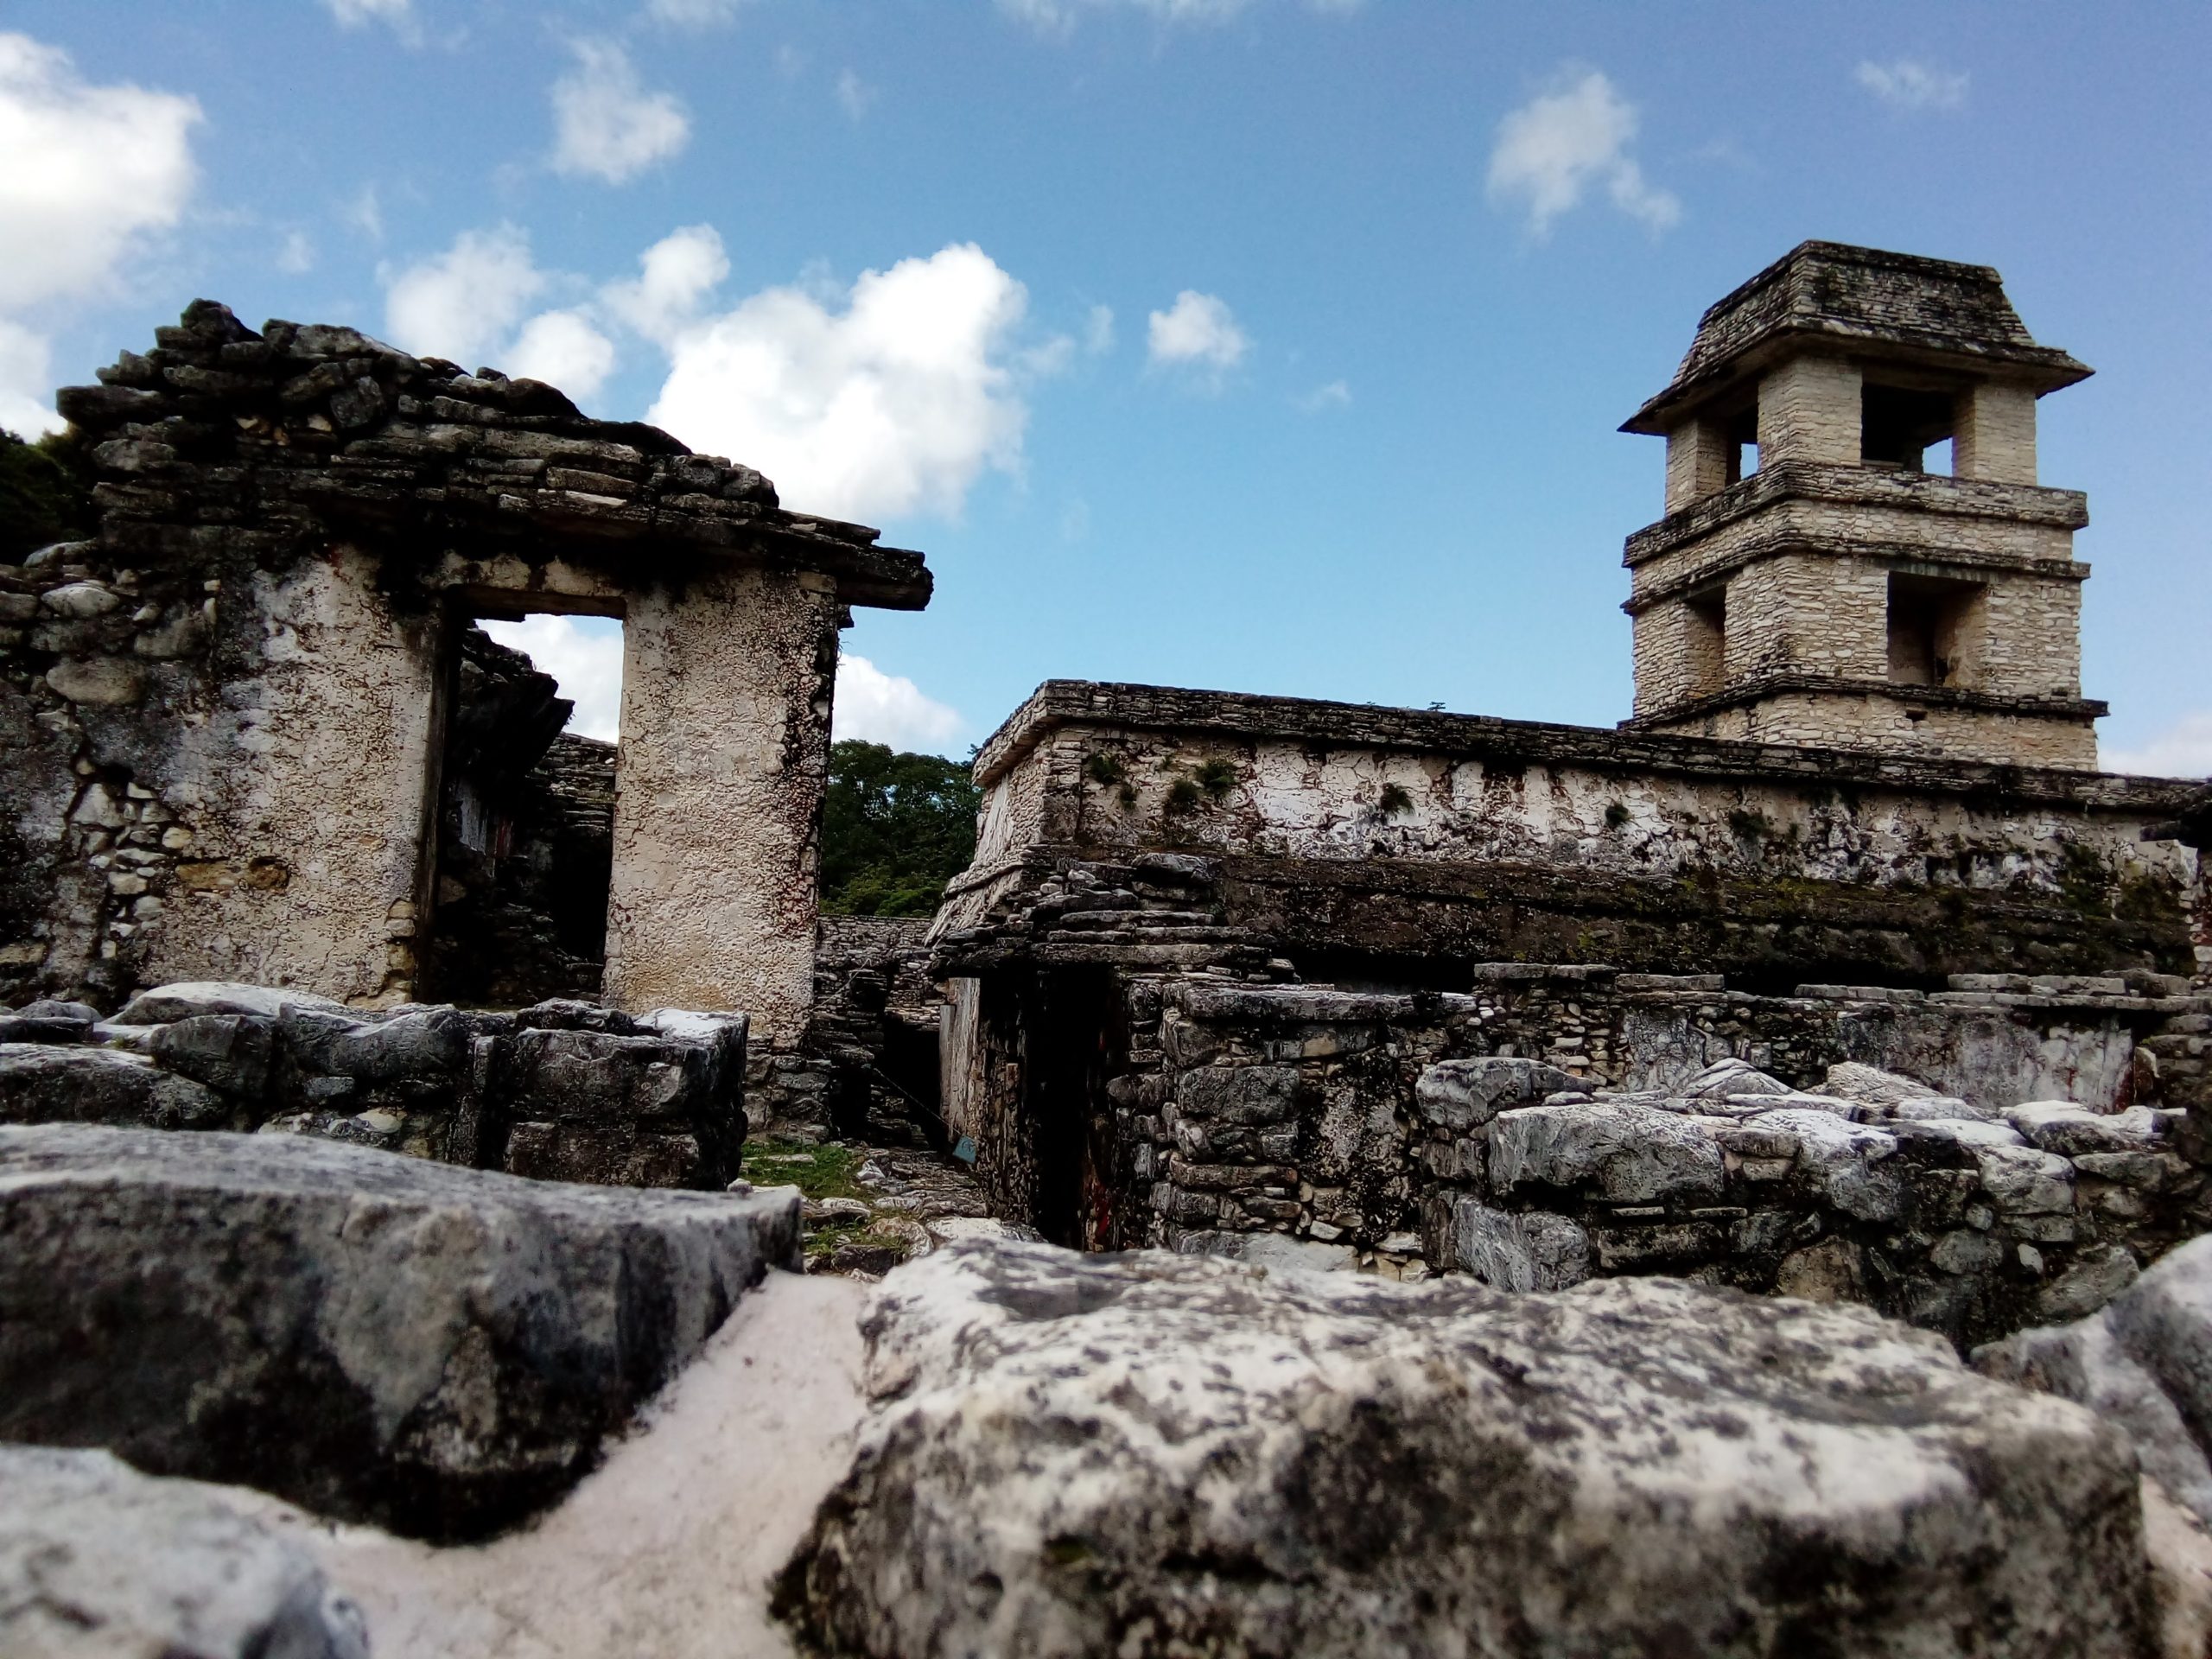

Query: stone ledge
[[971, 680, 2175, 807], [1621, 461, 2090, 568]]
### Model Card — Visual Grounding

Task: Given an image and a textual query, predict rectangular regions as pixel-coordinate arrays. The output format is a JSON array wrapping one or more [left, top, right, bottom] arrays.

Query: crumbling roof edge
[[969, 679, 2196, 806]]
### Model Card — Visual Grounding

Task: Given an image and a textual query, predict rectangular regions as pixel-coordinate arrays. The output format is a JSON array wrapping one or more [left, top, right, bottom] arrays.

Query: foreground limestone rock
[[0, 1123, 800, 1541], [1976, 1233, 2212, 1528], [0, 1446, 368, 1659], [779, 1239, 2153, 1658]]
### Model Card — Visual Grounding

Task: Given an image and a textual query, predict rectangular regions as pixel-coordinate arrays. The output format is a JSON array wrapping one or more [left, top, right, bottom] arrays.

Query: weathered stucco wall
[[0, 300, 930, 1029], [939, 959, 2212, 1349], [940, 683, 2204, 986], [605, 566, 841, 1046]]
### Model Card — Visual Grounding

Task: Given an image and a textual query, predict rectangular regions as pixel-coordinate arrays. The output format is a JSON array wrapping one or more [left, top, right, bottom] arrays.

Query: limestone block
[[0, 1446, 368, 1659], [281, 1005, 473, 1084], [1977, 1234, 2212, 1529], [1821, 1059, 1943, 1108], [503, 1122, 704, 1188], [1681, 1056, 1793, 1099], [779, 1239, 2153, 1657], [1974, 1142, 2078, 1216], [1450, 1198, 1590, 1291], [38, 580, 122, 618], [117, 981, 353, 1024], [0, 1045, 229, 1129], [499, 1026, 713, 1123], [44, 657, 143, 705], [1176, 1062, 1298, 1126], [1745, 1108, 1902, 1221], [1413, 1055, 1574, 1133], [0, 1123, 802, 1541], [1490, 1100, 1726, 1206], [147, 1014, 273, 1100], [2007, 1100, 2163, 1156]]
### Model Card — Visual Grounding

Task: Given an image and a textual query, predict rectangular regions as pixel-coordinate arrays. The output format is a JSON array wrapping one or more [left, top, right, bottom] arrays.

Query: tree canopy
[[818, 740, 980, 917], [0, 428, 96, 563]]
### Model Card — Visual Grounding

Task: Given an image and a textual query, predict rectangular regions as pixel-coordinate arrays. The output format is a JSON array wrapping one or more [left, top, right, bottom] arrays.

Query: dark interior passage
[[421, 623, 618, 1007]]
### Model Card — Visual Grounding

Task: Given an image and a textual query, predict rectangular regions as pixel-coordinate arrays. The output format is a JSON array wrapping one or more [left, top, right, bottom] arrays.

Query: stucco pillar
[[602, 565, 841, 1045]]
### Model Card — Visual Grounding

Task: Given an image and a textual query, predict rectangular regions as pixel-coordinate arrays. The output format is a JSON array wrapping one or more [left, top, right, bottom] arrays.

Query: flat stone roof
[[971, 678, 2196, 806], [59, 300, 931, 610], [1623, 241, 2092, 435]]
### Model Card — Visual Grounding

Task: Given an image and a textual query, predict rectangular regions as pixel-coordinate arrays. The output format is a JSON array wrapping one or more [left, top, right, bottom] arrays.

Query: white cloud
[[1295, 378, 1351, 412], [343, 183, 385, 242], [833, 652, 963, 750], [476, 621, 962, 754], [1147, 289, 1249, 386], [836, 68, 874, 120], [550, 38, 690, 184], [643, 241, 1037, 523], [2102, 714, 2212, 779], [479, 614, 626, 742], [1084, 303, 1115, 355], [508, 309, 617, 401], [320, 0, 418, 39], [646, 0, 752, 27], [603, 224, 731, 343], [0, 33, 200, 435], [382, 225, 619, 404], [384, 223, 546, 366], [1487, 68, 1679, 237], [0, 318, 61, 437], [1855, 59, 1968, 112], [277, 230, 315, 275], [0, 34, 201, 314], [1001, 0, 1358, 33]]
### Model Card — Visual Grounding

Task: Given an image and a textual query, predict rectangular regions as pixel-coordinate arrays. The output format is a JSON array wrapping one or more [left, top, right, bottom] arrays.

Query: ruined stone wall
[[940, 686, 2204, 985], [0, 984, 748, 1189], [0, 534, 441, 1010], [0, 300, 925, 1039], [1063, 966, 2212, 1349]]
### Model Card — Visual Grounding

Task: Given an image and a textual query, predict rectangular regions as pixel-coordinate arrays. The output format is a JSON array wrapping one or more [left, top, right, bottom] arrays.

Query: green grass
[[741, 1137, 869, 1201]]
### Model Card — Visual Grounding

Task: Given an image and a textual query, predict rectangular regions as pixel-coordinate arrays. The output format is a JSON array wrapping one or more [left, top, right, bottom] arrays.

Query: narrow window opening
[[1724, 404, 1758, 483], [423, 611, 622, 1007], [1886, 574, 1982, 690], [1685, 585, 1728, 698], [1862, 383, 1958, 474]]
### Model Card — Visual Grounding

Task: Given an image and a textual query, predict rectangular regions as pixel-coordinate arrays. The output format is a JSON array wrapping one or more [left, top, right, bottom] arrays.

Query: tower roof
[[1622, 241, 2092, 435]]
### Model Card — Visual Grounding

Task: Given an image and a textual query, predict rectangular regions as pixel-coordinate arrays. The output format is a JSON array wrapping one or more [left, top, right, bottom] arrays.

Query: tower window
[[1685, 586, 1727, 696], [1863, 383, 1958, 474], [1723, 404, 1758, 483], [1886, 574, 1982, 688]]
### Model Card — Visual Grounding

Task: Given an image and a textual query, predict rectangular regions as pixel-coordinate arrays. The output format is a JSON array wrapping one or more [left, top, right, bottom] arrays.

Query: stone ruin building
[[924, 242, 2212, 1346], [0, 242, 2206, 1288], [7, 242, 2212, 1659]]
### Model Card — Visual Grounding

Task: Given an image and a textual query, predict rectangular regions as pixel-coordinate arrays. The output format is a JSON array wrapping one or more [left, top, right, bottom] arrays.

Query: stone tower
[[1618, 241, 2104, 769]]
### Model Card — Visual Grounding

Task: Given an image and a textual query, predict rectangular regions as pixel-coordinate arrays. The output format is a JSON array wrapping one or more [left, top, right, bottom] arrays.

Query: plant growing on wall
[[1726, 807, 1771, 843], [1193, 759, 1237, 800], [1378, 782, 1414, 818], [1085, 750, 1138, 807]]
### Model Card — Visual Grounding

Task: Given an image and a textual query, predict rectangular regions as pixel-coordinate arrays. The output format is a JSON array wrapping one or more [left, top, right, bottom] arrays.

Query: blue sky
[[3, 0, 2206, 772]]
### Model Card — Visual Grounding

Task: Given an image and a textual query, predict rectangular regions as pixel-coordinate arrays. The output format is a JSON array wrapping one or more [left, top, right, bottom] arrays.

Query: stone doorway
[[419, 606, 623, 1008]]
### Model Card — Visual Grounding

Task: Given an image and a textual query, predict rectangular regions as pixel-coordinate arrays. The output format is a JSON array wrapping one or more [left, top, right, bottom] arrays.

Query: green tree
[[0, 427, 95, 563], [818, 740, 981, 917]]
